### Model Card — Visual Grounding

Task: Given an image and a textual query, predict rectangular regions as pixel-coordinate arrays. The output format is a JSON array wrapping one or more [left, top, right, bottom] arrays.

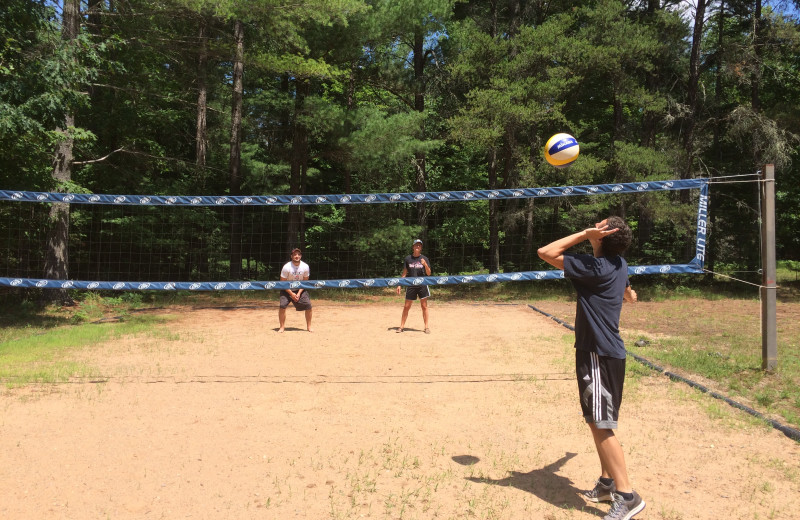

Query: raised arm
[[537, 221, 619, 270], [537, 230, 588, 270]]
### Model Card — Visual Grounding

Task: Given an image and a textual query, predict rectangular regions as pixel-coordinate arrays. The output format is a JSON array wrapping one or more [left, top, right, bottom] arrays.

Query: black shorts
[[405, 285, 430, 300], [576, 349, 626, 429], [279, 290, 312, 310]]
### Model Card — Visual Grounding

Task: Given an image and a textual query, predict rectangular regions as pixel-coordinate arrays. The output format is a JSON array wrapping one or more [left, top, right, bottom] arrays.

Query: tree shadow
[[0, 300, 72, 330], [460, 452, 602, 514]]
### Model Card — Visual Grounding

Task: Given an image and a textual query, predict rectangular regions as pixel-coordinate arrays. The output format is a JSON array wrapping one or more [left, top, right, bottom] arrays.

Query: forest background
[[1, 0, 799, 290]]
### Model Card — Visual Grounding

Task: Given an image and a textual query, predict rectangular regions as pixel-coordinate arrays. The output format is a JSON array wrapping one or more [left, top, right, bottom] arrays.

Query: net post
[[760, 164, 777, 371]]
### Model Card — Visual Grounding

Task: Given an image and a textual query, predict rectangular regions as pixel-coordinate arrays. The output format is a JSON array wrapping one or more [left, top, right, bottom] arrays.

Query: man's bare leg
[[589, 424, 631, 493], [278, 307, 286, 333]]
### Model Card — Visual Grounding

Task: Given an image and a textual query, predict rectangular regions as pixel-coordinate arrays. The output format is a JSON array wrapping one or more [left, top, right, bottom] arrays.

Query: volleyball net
[[0, 178, 708, 291]]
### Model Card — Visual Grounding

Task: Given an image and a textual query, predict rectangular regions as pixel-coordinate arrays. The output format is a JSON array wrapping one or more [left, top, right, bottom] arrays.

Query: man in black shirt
[[395, 239, 432, 333], [538, 217, 644, 520]]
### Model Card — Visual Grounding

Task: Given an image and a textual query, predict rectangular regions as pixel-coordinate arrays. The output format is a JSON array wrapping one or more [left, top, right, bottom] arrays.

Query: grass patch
[[622, 293, 800, 431], [0, 312, 170, 387], [628, 333, 800, 428]]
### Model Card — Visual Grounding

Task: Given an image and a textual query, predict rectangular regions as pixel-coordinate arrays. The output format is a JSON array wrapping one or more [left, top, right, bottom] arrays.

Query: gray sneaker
[[603, 491, 646, 520], [584, 479, 615, 503]]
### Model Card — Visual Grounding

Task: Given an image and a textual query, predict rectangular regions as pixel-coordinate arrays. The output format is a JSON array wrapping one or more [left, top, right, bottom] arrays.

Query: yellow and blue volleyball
[[544, 133, 579, 168]]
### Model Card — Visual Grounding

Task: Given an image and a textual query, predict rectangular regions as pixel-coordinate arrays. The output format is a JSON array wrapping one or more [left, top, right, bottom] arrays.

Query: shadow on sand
[[458, 452, 603, 514]]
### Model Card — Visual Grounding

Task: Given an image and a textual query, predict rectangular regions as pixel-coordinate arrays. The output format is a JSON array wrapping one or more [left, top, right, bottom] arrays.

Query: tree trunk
[[43, 0, 80, 305], [524, 197, 535, 267], [413, 26, 428, 231], [229, 19, 244, 186], [613, 77, 624, 143], [750, 0, 762, 168], [489, 0, 498, 39], [712, 2, 726, 162], [87, 0, 102, 30], [708, 1, 727, 282], [640, 0, 660, 147], [196, 19, 209, 172], [682, 0, 707, 182], [345, 61, 355, 196], [86, 0, 102, 102], [488, 148, 500, 274], [288, 78, 310, 251], [344, 61, 356, 222], [45, 114, 73, 282], [228, 19, 244, 279], [509, 0, 521, 36]]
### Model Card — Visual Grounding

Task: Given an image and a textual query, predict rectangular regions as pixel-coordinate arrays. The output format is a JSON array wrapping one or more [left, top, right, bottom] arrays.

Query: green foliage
[[344, 108, 439, 190], [610, 141, 674, 182], [343, 219, 422, 277], [727, 106, 800, 171], [782, 260, 800, 275]]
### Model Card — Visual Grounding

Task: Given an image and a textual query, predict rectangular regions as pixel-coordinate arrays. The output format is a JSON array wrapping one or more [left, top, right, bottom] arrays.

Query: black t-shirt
[[403, 254, 430, 278], [563, 253, 629, 359]]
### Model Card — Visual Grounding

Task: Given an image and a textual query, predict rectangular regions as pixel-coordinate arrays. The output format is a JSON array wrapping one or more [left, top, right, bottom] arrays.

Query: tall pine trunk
[[228, 20, 244, 279], [488, 148, 499, 274], [43, 0, 80, 305], [640, 0, 660, 147], [487, 1, 499, 273], [344, 61, 356, 223], [196, 18, 209, 172], [748, 0, 764, 275], [413, 26, 428, 233], [708, 1, 728, 282], [683, 0, 707, 182], [750, 0, 762, 167], [288, 78, 310, 250], [524, 197, 535, 266]]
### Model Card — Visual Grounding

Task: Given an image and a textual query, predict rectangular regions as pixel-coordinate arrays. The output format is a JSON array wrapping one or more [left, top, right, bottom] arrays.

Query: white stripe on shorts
[[590, 352, 601, 422]]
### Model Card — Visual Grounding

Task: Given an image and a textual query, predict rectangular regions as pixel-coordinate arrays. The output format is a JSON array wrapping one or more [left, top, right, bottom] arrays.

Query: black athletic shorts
[[576, 349, 626, 429], [279, 290, 312, 310], [405, 285, 430, 300]]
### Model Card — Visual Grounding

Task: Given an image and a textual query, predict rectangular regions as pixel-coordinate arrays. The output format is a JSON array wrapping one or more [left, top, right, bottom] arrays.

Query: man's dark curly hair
[[601, 216, 632, 257]]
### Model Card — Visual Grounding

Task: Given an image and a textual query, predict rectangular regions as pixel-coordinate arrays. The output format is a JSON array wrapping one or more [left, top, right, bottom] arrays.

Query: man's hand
[[586, 220, 619, 256], [396, 285, 401, 295], [624, 286, 637, 303], [585, 222, 618, 243], [539, 221, 620, 269]]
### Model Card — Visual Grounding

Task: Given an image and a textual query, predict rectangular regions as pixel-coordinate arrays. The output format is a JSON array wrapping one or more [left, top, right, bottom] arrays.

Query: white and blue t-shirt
[[281, 261, 310, 281]]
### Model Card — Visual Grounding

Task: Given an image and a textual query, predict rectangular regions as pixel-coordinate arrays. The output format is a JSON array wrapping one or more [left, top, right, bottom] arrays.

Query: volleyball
[[544, 133, 579, 168]]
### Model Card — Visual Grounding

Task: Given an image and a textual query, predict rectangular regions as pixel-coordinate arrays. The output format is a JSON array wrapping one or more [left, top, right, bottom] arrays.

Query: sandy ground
[[2, 301, 799, 520]]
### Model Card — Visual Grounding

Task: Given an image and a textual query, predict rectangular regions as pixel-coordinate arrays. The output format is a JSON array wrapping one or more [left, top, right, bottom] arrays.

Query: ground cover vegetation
[[2, 275, 799, 433]]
